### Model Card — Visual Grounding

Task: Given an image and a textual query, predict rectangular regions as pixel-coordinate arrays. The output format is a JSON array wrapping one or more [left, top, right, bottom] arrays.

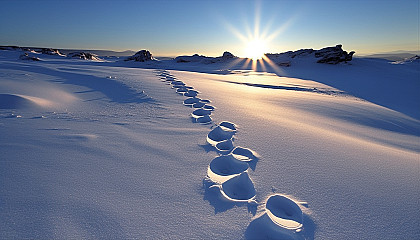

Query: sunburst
[[222, 2, 294, 71]]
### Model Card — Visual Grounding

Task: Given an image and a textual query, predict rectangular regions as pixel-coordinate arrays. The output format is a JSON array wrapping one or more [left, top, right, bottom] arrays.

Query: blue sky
[[0, 0, 418, 56]]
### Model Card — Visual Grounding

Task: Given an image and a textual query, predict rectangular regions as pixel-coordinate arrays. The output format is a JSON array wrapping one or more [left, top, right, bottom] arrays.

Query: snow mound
[[68, 52, 101, 61], [266, 44, 355, 66], [0, 94, 53, 109], [125, 50, 153, 62]]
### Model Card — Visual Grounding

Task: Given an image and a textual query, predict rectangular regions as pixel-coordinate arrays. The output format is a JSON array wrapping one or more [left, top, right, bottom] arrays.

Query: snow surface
[[0, 49, 419, 239]]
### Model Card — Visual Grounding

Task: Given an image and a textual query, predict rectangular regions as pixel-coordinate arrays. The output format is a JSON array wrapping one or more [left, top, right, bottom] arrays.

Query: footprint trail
[[153, 69, 310, 239]]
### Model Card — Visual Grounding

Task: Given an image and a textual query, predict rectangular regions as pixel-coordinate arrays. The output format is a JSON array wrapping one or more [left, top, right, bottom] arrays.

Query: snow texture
[[0, 46, 419, 239]]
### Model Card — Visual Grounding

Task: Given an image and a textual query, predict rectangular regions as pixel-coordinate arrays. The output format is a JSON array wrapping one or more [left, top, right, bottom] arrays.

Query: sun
[[245, 38, 267, 60]]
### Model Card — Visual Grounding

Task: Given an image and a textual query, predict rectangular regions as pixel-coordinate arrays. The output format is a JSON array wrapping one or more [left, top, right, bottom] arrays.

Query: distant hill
[[363, 51, 420, 61], [59, 49, 136, 57]]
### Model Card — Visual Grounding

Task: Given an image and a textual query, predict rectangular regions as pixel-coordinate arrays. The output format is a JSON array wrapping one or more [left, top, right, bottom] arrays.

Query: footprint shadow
[[198, 143, 217, 153], [202, 178, 256, 215], [247, 159, 259, 171], [245, 213, 315, 240]]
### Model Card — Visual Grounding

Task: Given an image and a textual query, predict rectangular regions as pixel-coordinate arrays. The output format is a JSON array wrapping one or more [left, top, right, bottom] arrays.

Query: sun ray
[[259, 57, 268, 72], [261, 55, 285, 75], [224, 57, 248, 71], [265, 17, 295, 43], [253, 0, 261, 38], [242, 58, 252, 69], [223, 21, 249, 43]]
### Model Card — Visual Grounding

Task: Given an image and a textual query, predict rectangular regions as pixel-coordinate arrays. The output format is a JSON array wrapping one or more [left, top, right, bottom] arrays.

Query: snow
[[0, 49, 419, 239]]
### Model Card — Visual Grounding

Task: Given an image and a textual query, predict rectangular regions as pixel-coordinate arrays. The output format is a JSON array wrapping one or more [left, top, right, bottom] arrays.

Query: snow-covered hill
[[1, 48, 419, 239]]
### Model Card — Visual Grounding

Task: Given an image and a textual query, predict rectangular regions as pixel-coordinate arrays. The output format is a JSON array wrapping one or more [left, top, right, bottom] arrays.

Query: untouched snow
[[0, 49, 419, 239]]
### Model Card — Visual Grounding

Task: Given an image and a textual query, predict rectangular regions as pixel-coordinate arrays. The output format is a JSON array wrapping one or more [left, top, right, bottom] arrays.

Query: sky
[[0, 0, 418, 57]]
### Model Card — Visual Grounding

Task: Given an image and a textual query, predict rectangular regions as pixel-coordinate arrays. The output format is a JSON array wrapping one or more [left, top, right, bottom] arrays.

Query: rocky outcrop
[[175, 52, 237, 64], [175, 54, 212, 63], [220, 51, 235, 60], [19, 53, 40, 61], [393, 55, 420, 65], [39, 48, 63, 56], [0, 46, 64, 56], [68, 52, 101, 61], [266, 44, 355, 66], [125, 50, 153, 62], [315, 45, 355, 64]]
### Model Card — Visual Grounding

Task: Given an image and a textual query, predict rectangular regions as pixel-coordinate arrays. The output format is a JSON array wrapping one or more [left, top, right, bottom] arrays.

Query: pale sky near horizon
[[0, 0, 418, 57]]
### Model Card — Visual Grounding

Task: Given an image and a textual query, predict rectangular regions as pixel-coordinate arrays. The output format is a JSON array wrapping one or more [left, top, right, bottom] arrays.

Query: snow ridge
[[153, 69, 308, 239]]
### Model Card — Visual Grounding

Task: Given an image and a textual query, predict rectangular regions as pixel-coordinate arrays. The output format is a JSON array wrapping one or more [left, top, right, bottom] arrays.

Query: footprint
[[232, 147, 259, 162], [219, 121, 237, 132], [265, 194, 303, 231], [172, 85, 186, 89], [171, 81, 185, 86], [203, 105, 215, 111], [184, 90, 199, 97], [213, 172, 256, 203], [192, 102, 206, 108], [184, 97, 201, 106], [176, 88, 189, 94], [196, 115, 212, 125], [191, 108, 212, 119], [215, 139, 234, 154], [208, 154, 249, 183], [207, 125, 236, 146]]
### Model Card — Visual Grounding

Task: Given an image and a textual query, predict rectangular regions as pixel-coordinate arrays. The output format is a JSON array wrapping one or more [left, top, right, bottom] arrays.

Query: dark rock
[[68, 52, 100, 61], [221, 51, 235, 59], [175, 54, 213, 63], [19, 53, 40, 61], [125, 50, 153, 62], [406, 55, 420, 62], [277, 61, 291, 67], [393, 55, 420, 64], [40, 48, 63, 55], [265, 44, 355, 65], [176, 57, 191, 63], [315, 44, 355, 64], [290, 49, 314, 58], [175, 52, 236, 64]]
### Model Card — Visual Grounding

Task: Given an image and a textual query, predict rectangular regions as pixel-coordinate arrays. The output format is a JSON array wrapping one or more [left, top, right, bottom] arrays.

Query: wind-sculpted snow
[[0, 94, 47, 109]]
